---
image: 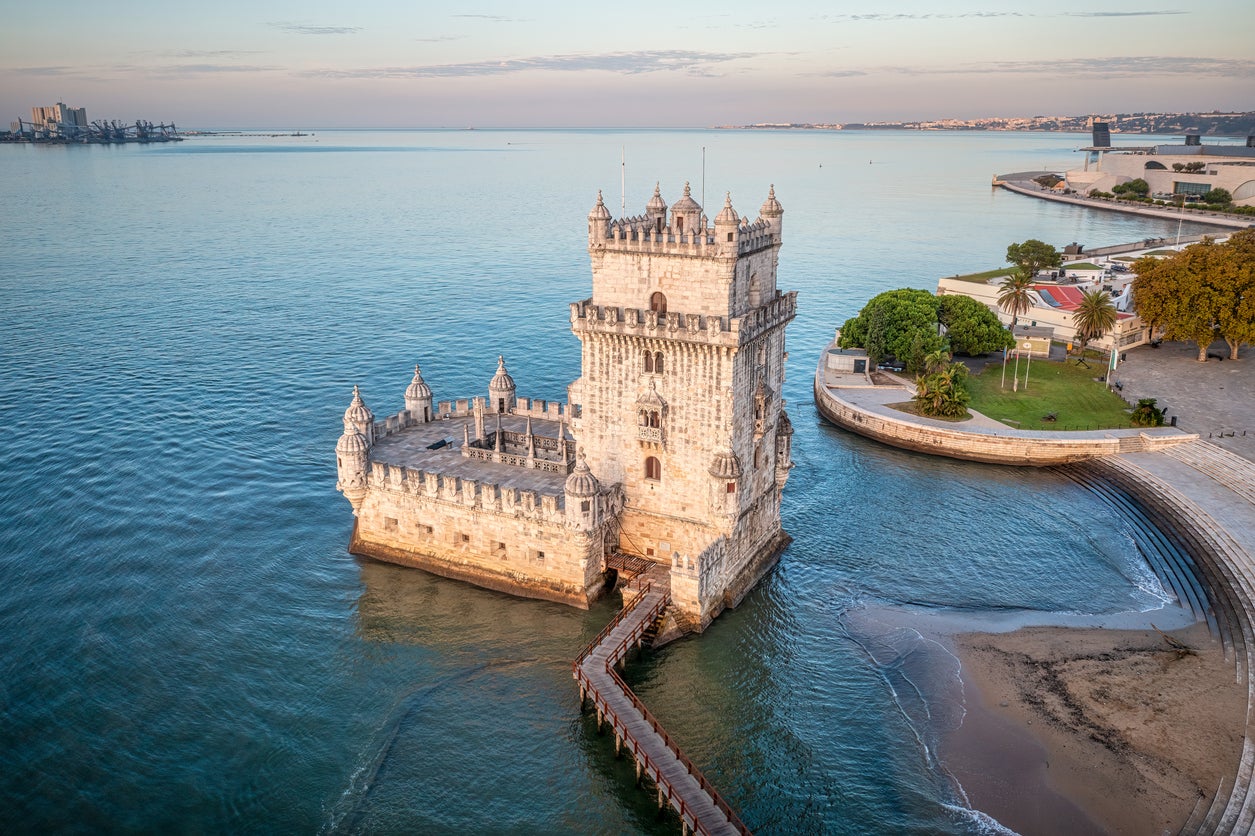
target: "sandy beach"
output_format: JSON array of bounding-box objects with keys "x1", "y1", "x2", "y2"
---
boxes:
[{"x1": 945, "y1": 622, "x2": 1245, "y2": 835}]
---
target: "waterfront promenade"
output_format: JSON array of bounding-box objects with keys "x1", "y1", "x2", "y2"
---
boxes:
[
  {"x1": 814, "y1": 339, "x2": 1255, "y2": 833},
  {"x1": 995, "y1": 172, "x2": 1253, "y2": 230}
]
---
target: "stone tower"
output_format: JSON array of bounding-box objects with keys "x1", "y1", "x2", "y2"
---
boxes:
[
  {"x1": 570, "y1": 183, "x2": 796, "y2": 631},
  {"x1": 404, "y1": 364, "x2": 433, "y2": 423},
  {"x1": 336, "y1": 385, "x2": 374, "y2": 513}
]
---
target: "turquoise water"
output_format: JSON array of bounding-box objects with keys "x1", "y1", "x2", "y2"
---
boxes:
[{"x1": 0, "y1": 130, "x2": 1216, "y2": 834}]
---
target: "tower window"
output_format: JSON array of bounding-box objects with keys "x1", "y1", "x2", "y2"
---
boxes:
[
  {"x1": 650, "y1": 292, "x2": 667, "y2": 314},
  {"x1": 656, "y1": 217, "x2": 664, "y2": 234},
  {"x1": 644, "y1": 349, "x2": 654, "y2": 373},
  {"x1": 676, "y1": 216, "x2": 684, "y2": 233},
  {"x1": 645, "y1": 456, "x2": 661, "y2": 481},
  {"x1": 726, "y1": 482, "x2": 736, "y2": 494},
  {"x1": 654, "y1": 352, "x2": 664, "y2": 374}
]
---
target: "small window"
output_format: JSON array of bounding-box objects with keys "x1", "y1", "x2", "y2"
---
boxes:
[
  {"x1": 726, "y1": 232, "x2": 733, "y2": 242},
  {"x1": 726, "y1": 482, "x2": 736, "y2": 494},
  {"x1": 650, "y1": 292, "x2": 667, "y2": 314},
  {"x1": 497, "y1": 398, "x2": 506, "y2": 413},
  {"x1": 384, "y1": 517, "x2": 398, "y2": 531},
  {"x1": 676, "y1": 216, "x2": 684, "y2": 233},
  {"x1": 535, "y1": 550, "x2": 545, "y2": 561},
  {"x1": 656, "y1": 217, "x2": 664, "y2": 234},
  {"x1": 645, "y1": 456, "x2": 661, "y2": 481},
  {"x1": 646, "y1": 547, "x2": 655, "y2": 557},
  {"x1": 654, "y1": 352, "x2": 664, "y2": 374},
  {"x1": 580, "y1": 500, "x2": 590, "y2": 512},
  {"x1": 644, "y1": 349, "x2": 654, "y2": 373},
  {"x1": 419, "y1": 524, "x2": 433, "y2": 535}
]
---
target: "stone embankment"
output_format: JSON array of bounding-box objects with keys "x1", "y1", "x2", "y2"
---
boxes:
[
  {"x1": 813, "y1": 352, "x2": 1195, "y2": 466},
  {"x1": 994, "y1": 174, "x2": 1252, "y2": 230},
  {"x1": 573, "y1": 569, "x2": 749, "y2": 836},
  {"x1": 1074, "y1": 443, "x2": 1255, "y2": 835}
]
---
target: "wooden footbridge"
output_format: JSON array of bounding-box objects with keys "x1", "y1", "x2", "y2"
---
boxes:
[{"x1": 573, "y1": 568, "x2": 750, "y2": 835}]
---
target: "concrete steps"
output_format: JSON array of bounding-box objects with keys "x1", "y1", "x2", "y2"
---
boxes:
[
  {"x1": 1082, "y1": 454, "x2": 1255, "y2": 835},
  {"x1": 1162, "y1": 441, "x2": 1255, "y2": 508}
]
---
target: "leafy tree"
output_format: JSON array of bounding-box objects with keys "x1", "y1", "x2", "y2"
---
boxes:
[
  {"x1": 1211, "y1": 229, "x2": 1255, "y2": 359},
  {"x1": 914, "y1": 355, "x2": 971, "y2": 418},
  {"x1": 1072, "y1": 288, "x2": 1118, "y2": 356},
  {"x1": 1131, "y1": 246, "x2": 1220, "y2": 361},
  {"x1": 1112, "y1": 178, "x2": 1150, "y2": 197},
  {"x1": 1006, "y1": 239, "x2": 1062, "y2": 282},
  {"x1": 996, "y1": 272, "x2": 1035, "y2": 330},
  {"x1": 839, "y1": 289, "x2": 942, "y2": 373},
  {"x1": 938, "y1": 294, "x2": 1015, "y2": 356},
  {"x1": 1202, "y1": 187, "x2": 1232, "y2": 205}
]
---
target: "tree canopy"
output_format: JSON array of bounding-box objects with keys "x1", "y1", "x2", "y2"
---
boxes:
[
  {"x1": 914, "y1": 351, "x2": 971, "y2": 418},
  {"x1": 1131, "y1": 230, "x2": 1255, "y2": 360},
  {"x1": 839, "y1": 289, "x2": 944, "y2": 372},
  {"x1": 840, "y1": 288, "x2": 1012, "y2": 373},
  {"x1": 938, "y1": 294, "x2": 1016, "y2": 356},
  {"x1": 1006, "y1": 239, "x2": 1062, "y2": 281}
]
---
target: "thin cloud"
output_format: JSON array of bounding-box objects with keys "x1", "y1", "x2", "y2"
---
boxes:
[
  {"x1": 305, "y1": 50, "x2": 758, "y2": 79},
  {"x1": 451, "y1": 14, "x2": 526, "y2": 22},
  {"x1": 268, "y1": 22, "x2": 361, "y2": 35},
  {"x1": 147, "y1": 63, "x2": 282, "y2": 76},
  {"x1": 975, "y1": 55, "x2": 1255, "y2": 78},
  {"x1": 10, "y1": 66, "x2": 78, "y2": 76},
  {"x1": 1063, "y1": 10, "x2": 1188, "y2": 17},
  {"x1": 415, "y1": 35, "x2": 466, "y2": 43},
  {"x1": 162, "y1": 49, "x2": 265, "y2": 58},
  {"x1": 818, "y1": 12, "x2": 1026, "y2": 21}
]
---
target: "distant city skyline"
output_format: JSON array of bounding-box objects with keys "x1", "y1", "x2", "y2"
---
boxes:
[{"x1": 3, "y1": 0, "x2": 1253, "y2": 128}]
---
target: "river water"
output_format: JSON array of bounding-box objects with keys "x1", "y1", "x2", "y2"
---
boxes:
[{"x1": 0, "y1": 129, "x2": 1220, "y2": 834}]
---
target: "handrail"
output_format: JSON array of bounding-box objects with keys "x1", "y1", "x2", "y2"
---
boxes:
[{"x1": 573, "y1": 584, "x2": 751, "y2": 835}]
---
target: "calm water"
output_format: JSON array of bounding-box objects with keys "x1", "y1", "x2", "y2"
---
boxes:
[{"x1": 0, "y1": 130, "x2": 1219, "y2": 834}]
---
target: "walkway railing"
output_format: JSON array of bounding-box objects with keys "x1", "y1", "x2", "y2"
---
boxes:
[{"x1": 573, "y1": 583, "x2": 750, "y2": 835}]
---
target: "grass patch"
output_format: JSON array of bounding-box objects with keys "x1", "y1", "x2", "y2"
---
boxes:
[
  {"x1": 966, "y1": 357, "x2": 1133, "y2": 430},
  {"x1": 1062, "y1": 262, "x2": 1102, "y2": 270},
  {"x1": 946, "y1": 267, "x2": 1014, "y2": 283},
  {"x1": 1145, "y1": 249, "x2": 1179, "y2": 256},
  {"x1": 1113, "y1": 256, "x2": 1139, "y2": 262}
]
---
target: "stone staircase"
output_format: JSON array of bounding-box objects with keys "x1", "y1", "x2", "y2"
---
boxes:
[{"x1": 1080, "y1": 451, "x2": 1255, "y2": 835}]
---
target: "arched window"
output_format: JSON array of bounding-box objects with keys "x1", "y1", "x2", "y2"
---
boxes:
[
  {"x1": 676, "y1": 215, "x2": 684, "y2": 233},
  {"x1": 654, "y1": 351, "x2": 664, "y2": 374},
  {"x1": 650, "y1": 292, "x2": 667, "y2": 314},
  {"x1": 648, "y1": 410, "x2": 660, "y2": 428},
  {"x1": 656, "y1": 217, "x2": 664, "y2": 234},
  {"x1": 644, "y1": 349, "x2": 654, "y2": 373},
  {"x1": 644, "y1": 456, "x2": 661, "y2": 481}
]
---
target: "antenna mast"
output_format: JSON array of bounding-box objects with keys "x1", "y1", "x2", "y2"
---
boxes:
[
  {"x1": 620, "y1": 146, "x2": 626, "y2": 217},
  {"x1": 701, "y1": 146, "x2": 706, "y2": 212}
]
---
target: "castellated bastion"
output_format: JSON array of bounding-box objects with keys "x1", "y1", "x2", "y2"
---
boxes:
[{"x1": 336, "y1": 182, "x2": 796, "y2": 633}]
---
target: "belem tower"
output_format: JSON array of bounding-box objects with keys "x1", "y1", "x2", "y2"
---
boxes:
[{"x1": 335, "y1": 181, "x2": 797, "y2": 633}]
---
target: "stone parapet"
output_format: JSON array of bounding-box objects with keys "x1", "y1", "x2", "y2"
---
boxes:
[
  {"x1": 593, "y1": 215, "x2": 777, "y2": 257},
  {"x1": 368, "y1": 459, "x2": 564, "y2": 520},
  {"x1": 570, "y1": 291, "x2": 796, "y2": 348}
]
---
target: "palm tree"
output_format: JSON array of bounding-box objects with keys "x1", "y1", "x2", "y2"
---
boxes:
[
  {"x1": 996, "y1": 273, "x2": 1035, "y2": 330},
  {"x1": 1072, "y1": 288, "x2": 1118, "y2": 357}
]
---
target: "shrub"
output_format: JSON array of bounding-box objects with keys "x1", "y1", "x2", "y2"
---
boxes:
[{"x1": 1130, "y1": 398, "x2": 1165, "y2": 427}]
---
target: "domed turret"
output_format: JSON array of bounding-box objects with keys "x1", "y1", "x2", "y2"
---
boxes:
[
  {"x1": 708, "y1": 450, "x2": 742, "y2": 479},
  {"x1": 645, "y1": 182, "x2": 667, "y2": 233},
  {"x1": 405, "y1": 364, "x2": 433, "y2": 422},
  {"x1": 488, "y1": 355, "x2": 516, "y2": 414},
  {"x1": 335, "y1": 423, "x2": 370, "y2": 514},
  {"x1": 759, "y1": 184, "x2": 783, "y2": 237},
  {"x1": 565, "y1": 454, "x2": 600, "y2": 498},
  {"x1": 588, "y1": 190, "x2": 611, "y2": 244},
  {"x1": 565, "y1": 452, "x2": 602, "y2": 530},
  {"x1": 714, "y1": 192, "x2": 739, "y2": 251},
  {"x1": 343, "y1": 385, "x2": 375, "y2": 444},
  {"x1": 669, "y1": 182, "x2": 702, "y2": 236}
]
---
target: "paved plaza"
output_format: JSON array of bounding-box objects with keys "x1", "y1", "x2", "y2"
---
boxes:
[{"x1": 1112, "y1": 340, "x2": 1255, "y2": 462}]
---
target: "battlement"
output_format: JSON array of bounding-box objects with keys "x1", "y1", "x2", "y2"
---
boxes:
[
  {"x1": 570, "y1": 290, "x2": 797, "y2": 347},
  {"x1": 593, "y1": 215, "x2": 777, "y2": 258},
  {"x1": 368, "y1": 460, "x2": 564, "y2": 522}
]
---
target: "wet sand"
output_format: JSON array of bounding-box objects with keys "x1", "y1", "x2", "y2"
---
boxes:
[{"x1": 945, "y1": 622, "x2": 1245, "y2": 835}]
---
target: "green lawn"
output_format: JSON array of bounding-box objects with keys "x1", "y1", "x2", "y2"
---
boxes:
[
  {"x1": 1062, "y1": 262, "x2": 1102, "y2": 270},
  {"x1": 966, "y1": 357, "x2": 1134, "y2": 430},
  {"x1": 946, "y1": 267, "x2": 1014, "y2": 283}
]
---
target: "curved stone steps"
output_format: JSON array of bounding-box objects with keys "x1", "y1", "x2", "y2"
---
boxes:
[
  {"x1": 1162, "y1": 441, "x2": 1255, "y2": 508},
  {"x1": 1085, "y1": 455, "x2": 1255, "y2": 835}
]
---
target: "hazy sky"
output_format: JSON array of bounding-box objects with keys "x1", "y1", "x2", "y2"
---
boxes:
[{"x1": 4, "y1": 1, "x2": 1253, "y2": 128}]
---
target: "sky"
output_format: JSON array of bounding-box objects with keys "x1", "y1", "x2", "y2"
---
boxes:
[{"x1": 3, "y1": 0, "x2": 1254, "y2": 128}]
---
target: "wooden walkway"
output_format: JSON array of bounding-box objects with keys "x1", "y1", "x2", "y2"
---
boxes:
[{"x1": 573, "y1": 573, "x2": 750, "y2": 835}]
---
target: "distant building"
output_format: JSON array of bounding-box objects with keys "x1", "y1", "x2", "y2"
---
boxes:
[
  {"x1": 30, "y1": 103, "x2": 87, "y2": 135},
  {"x1": 1066, "y1": 132, "x2": 1255, "y2": 206}
]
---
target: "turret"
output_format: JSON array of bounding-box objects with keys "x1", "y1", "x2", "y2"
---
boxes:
[
  {"x1": 758, "y1": 184, "x2": 783, "y2": 239},
  {"x1": 714, "y1": 192, "x2": 739, "y2": 254},
  {"x1": 404, "y1": 363, "x2": 433, "y2": 423},
  {"x1": 588, "y1": 190, "x2": 612, "y2": 246},
  {"x1": 645, "y1": 182, "x2": 667, "y2": 234},
  {"x1": 669, "y1": 182, "x2": 702, "y2": 237},
  {"x1": 488, "y1": 355, "x2": 516, "y2": 414},
  {"x1": 775, "y1": 409, "x2": 794, "y2": 492},
  {"x1": 343, "y1": 384, "x2": 375, "y2": 445},
  {"x1": 336, "y1": 386, "x2": 373, "y2": 513},
  {"x1": 564, "y1": 452, "x2": 601, "y2": 530},
  {"x1": 708, "y1": 450, "x2": 741, "y2": 518}
]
